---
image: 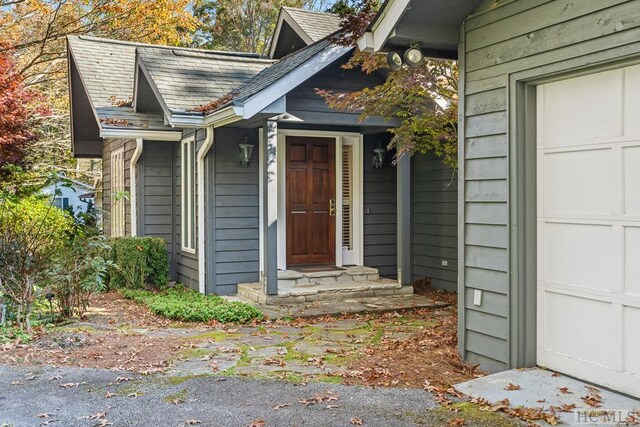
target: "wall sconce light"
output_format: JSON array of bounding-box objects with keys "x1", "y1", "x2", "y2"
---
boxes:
[
  {"x1": 238, "y1": 137, "x2": 254, "y2": 167},
  {"x1": 386, "y1": 43, "x2": 424, "y2": 70},
  {"x1": 372, "y1": 144, "x2": 386, "y2": 169}
]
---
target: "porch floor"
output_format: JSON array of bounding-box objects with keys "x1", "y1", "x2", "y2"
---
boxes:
[{"x1": 237, "y1": 266, "x2": 414, "y2": 305}]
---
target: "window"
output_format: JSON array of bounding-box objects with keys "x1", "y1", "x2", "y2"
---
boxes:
[
  {"x1": 111, "y1": 147, "x2": 125, "y2": 237},
  {"x1": 181, "y1": 137, "x2": 196, "y2": 253},
  {"x1": 53, "y1": 197, "x2": 70, "y2": 210}
]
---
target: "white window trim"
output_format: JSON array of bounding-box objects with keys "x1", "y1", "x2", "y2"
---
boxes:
[
  {"x1": 271, "y1": 129, "x2": 364, "y2": 270},
  {"x1": 181, "y1": 136, "x2": 197, "y2": 254},
  {"x1": 111, "y1": 147, "x2": 125, "y2": 237}
]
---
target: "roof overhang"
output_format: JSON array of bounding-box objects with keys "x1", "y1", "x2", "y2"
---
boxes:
[
  {"x1": 171, "y1": 44, "x2": 351, "y2": 128},
  {"x1": 358, "y1": 0, "x2": 483, "y2": 59},
  {"x1": 100, "y1": 127, "x2": 183, "y2": 141}
]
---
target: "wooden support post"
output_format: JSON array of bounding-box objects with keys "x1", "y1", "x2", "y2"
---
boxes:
[
  {"x1": 261, "y1": 120, "x2": 279, "y2": 295},
  {"x1": 397, "y1": 155, "x2": 412, "y2": 285}
]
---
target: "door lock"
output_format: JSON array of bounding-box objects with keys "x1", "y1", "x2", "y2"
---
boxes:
[{"x1": 329, "y1": 199, "x2": 336, "y2": 216}]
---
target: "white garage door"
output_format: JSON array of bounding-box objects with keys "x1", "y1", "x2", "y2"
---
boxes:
[{"x1": 537, "y1": 65, "x2": 640, "y2": 397}]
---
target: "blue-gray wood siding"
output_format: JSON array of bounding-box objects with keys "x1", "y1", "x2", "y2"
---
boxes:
[
  {"x1": 102, "y1": 138, "x2": 135, "y2": 237},
  {"x1": 212, "y1": 127, "x2": 260, "y2": 295},
  {"x1": 174, "y1": 129, "x2": 202, "y2": 290},
  {"x1": 460, "y1": 0, "x2": 640, "y2": 373},
  {"x1": 138, "y1": 141, "x2": 174, "y2": 278},
  {"x1": 412, "y1": 152, "x2": 458, "y2": 291},
  {"x1": 286, "y1": 59, "x2": 388, "y2": 127},
  {"x1": 363, "y1": 133, "x2": 397, "y2": 278}
]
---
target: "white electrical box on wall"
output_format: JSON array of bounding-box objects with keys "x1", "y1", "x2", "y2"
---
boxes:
[{"x1": 473, "y1": 289, "x2": 483, "y2": 306}]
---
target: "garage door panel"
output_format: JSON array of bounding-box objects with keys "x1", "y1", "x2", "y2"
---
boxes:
[
  {"x1": 542, "y1": 149, "x2": 613, "y2": 216},
  {"x1": 542, "y1": 291, "x2": 615, "y2": 368},
  {"x1": 623, "y1": 306, "x2": 640, "y2": 376},
  {"x1": 537, "y1": 66, "x2": 640, "y2": 397},
  {"x1": 542, "y1": 70, "x2": 622, "y2": 147},
  {"x1": 543, "y1": 222, "x2": 614, "y2": 291},
  {"x1": 623, "y1": 146, "x2": 640, "y2": 215},
  {"x1": 624, "y1": 226, "x2": 640, "y2": 296},
  {"x1": 624, "y1": 65, "x2": 640, "y2": 137}
]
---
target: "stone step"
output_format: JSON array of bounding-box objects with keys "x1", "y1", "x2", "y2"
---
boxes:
[
  {"x1": 277, "y1": 266, "x2": 380, "y2": 288},
  {"x1": 237, "y1": 280, "x2": 414, "y2": 305}
]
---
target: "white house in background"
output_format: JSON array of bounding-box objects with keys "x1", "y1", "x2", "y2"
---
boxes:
[{"x1": 42, "y1": 175, "x2": 95, "y2": 214}]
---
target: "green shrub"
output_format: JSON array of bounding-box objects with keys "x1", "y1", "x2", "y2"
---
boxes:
[
  {"x1": 0, "y1": 194, "x2": 74, "y2": 329},
  {"x1": 109, "y1": 237, "x2": 169, "y2": 289},
  {"x1": 121, "y1": 286, "x2": 263, "y2": 324},
  {"x1": 46, "y1": 236, "x2": 114, "y2": 318},
  {"x1": 0, "y1": 325, "x2": 32, "y2": 345}
]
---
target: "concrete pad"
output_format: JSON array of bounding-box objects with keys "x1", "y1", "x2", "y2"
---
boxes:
[{"x1": 455, "y1": 368, "x2": 640, "y2": 426}]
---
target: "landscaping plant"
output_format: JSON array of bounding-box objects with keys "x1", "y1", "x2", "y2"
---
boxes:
[
  {"x1": 46, "y1": 235, "x2": 114, "y2": 318},
  {"x1": 121, "y1": 286, "x2": 263, "y2": 323},
  {"x1": 109, "y1": 237, "x2": 169, "y2": 289},
  {"x1": 0, "y1": 190, "x2": 73, "y2": 330}
]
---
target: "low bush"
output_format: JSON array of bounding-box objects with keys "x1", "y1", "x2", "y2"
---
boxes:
[
  {"x1": 109, "y1": 237, "x2": 169, "y2": 289},
  {"x1": 46, "y1": 236, "x2": 114, "y2": 318},
  {"x1": 0, "y1": 325, "x2": 32, "y2": 345},
  {"x1": 121, "y1": 286, "x2": 263, "y2": 323}
]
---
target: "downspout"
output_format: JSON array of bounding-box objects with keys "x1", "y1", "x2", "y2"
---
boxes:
[
  {"x1": 130, "y1": 138, "x2": 143, "y2": 237},
  {"x1": 197, "y1": 127, "x2": 214, "y2": 294}
]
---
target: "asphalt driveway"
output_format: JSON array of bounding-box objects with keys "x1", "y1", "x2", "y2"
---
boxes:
[{"x1": 0, "y1": 365, "x2": 437, "y2": 427}]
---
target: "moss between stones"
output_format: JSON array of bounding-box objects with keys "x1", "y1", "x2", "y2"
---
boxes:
[
  {"x1": 313, "y1": 374, "x2": 344, "y2": 384},
  {"x1": 163, "y1": 388, "x2": 188, "y2": 404},
  {"x1": 406, "y1": 402, "x2": 521, "y2": 427},
  {"x1": 190, "y1": 330, "x2": 241, "y2": 341}
]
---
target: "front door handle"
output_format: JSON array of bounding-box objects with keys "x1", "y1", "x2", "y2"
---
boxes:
[{"x1": 329, "y1": 199, "x2": 336, "y2": 216}]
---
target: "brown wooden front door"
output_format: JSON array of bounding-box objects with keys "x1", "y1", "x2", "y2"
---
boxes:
[{"x1": 286, "y1": 136, "x2": 336, "y2": 266}]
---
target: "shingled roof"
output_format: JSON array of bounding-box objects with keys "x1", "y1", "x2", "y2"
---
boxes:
[
  {"x1": 68, "y1": 36, "x2": 167, "y2": 130},
  {"x1": 281, "y1": 7, "x2": 341, "y2": 43},
  {"x1": 221, "y1": 39, "x2": 341, "y2": 106},
  {"x1": 68, "y1": 7, "x2": 349, "y2": 132},
  {"x1": 136, "y1": 46, "x2": 275, "y2": 113}
]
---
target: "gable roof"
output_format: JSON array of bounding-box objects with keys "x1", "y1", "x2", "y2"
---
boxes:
[
  {"x1": 67, "y1": 36, "x2": 168, "y2": 130},
  {"x1": 67, "y1": 10, "x2": 352, "y2": 147},
  {"x1": 136, "y1": 46, "x2": 275, "y2": 113},
  {"x1": 269, "y1": 7, "x2": 341, "y2": 58},
  {"x1": 282, "y1": 7, "x2": 341, "y2": 43}
]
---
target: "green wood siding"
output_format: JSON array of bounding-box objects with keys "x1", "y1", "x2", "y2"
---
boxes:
[
  {"x1": 412, "y1": 152, "x2": 458, "y2": 291},
  {"x1": 460, "y1": 0, "x2": 640, "y2": 372}
]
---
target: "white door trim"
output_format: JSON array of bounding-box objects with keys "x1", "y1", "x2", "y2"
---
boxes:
[{"x1": 275, "y1": 129, "x2": 363, "y2": 270}]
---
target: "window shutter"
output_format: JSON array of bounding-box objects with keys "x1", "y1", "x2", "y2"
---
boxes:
[{"x1": 342, "y1": 144, "x2": 353, "y2": 250}]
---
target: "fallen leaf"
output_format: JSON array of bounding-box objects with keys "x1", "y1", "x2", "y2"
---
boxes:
[
  {"x1": 504, "y1": 383, "x2": 521, "y2": 391},
  {"x1": 350, "y1": 419, "x2": 363, "y2": 425},
  {"x1": 558, "y1": 387, "x2": 572, "y2": 394},
  {"x1": 449, "y1": 418, "x2": 465, "y2": 427},
  {"x1": 105, "y1": 392, "x2": 116, "y2": 399},
  {"x1": 185, "y1": 420, "x2": 202, "y2": 426},
  {"x1": 248, "y1": 420, "x2": 265, "y2": 427},
  {"x1": 551, "y1": 372, "x2": 561, "y2": 377},
  {"x1": 272, "y1": 403, "x2": 290, "y2": 410}
]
